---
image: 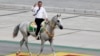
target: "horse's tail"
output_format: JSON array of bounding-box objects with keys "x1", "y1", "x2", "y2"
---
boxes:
[{"x1": 13, "y1": 24, "x2": 20, "y2": 38}]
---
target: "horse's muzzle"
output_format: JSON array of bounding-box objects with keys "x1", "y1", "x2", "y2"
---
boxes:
[{"x1": 59, "y1": 25, "x2": 63, "y2": 29}]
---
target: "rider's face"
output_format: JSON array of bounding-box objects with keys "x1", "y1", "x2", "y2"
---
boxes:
[{"x1": 38, "y1": 2, "x2": 42, "y2": 7}]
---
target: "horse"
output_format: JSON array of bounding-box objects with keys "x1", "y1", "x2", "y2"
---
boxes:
[{"x1": 13, "y1": 14, "x2": 63, "y2": 56}]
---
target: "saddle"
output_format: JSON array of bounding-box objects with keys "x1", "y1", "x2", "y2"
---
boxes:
[{"x1": 29, "y1": 21, "x2": 46, "y2": 32}]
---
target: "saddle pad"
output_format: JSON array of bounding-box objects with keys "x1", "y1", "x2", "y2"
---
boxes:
[{"x1": 29, "y1": 21, "x2": 46, "y2": 32}]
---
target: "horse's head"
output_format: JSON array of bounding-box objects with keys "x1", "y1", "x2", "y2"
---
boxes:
[{"x1": 51, "y1": 14, "x2": 63, "y2": 29}]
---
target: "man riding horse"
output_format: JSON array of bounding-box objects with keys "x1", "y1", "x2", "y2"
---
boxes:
[
  {"x1": 32, "y1": 1, "x2": 48, "y2": 40},
  {"x1": 13, "y1": 1, "x2": 63, "y2": 56}
]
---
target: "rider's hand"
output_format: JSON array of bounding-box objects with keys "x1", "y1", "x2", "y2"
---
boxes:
[
  {"x1": 34, "y1": 3, "x2": 37, "y2": 7},
  {"x1": 45, "y1": 18, "x2": 48, "y2": 21},
  {"x1": 45, "y1": 18, "x2": 49, "y2": 24}
]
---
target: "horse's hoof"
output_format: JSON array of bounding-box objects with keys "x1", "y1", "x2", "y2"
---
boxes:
[
  {"x1": 29, "y1": 52, "x2": 32, "y2": 56},
  {"x1": 54, "y1": 54, "x2": 56, "y2": 56},
  {"x1": 16, "y1": 51, "x2": 20, "y2": 56},
  {"x1": 53, "y1": 52, "x2": 56, "y2": 56},
  {"x1": 37, "y1": 55, "x2": 39, "y2": 56},
  {"x1": 16, "y1": 52, "x2": 19, "y2": 56}
]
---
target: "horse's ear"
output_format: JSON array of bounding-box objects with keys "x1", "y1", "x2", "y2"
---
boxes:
[
  {"x1": 57, "y1": 14, "x2": 59, "y2": 17},
  {"x1": 57, "y1": 14, "x2": 61, "y2": 17}
]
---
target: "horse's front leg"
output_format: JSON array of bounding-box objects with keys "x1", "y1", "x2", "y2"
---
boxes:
[
  {"x1": 37, "y1": 40, "x2": 45, "y2": 56},
  {"x1": 49, "y1": 39, "x2": 56, "y2": 56}
]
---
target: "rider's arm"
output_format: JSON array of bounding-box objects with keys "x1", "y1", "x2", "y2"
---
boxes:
[
  {"x1": 31, "y1": 3, "x2": 37, "y2": 12},
  {"x1": 34, "y1": 3, "x2": 37, "y2": 7}
]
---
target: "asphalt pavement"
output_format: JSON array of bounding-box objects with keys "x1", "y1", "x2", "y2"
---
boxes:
[{"x1": 0, "y1": 0, "x2": 100, "y2": 10}]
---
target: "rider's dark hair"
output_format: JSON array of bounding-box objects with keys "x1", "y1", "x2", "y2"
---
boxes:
[{"x1": 38, "y1": 1, "x2": 42, "y2": 3}]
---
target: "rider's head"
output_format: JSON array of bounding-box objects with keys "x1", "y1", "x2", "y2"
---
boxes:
[{"x1": 38, "y1": 1, "x2": 42, "y2": 7}]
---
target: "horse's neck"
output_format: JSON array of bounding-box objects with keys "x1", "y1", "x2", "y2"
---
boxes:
[{"x1": 46, "y1": 20, "x2": 55, "y2": 33}]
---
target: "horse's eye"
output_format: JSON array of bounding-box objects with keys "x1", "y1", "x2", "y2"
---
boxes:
[{"x1": 57, "y1": 20, "x2": 60, "y2": 22}]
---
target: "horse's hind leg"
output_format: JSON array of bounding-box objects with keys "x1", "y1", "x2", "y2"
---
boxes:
[
  {"x1": 24, "y1": 37, "x2": 32, "y2": 56},
  {"x1": 16, "y1": 38, "x2": 25, "y2": 55}
]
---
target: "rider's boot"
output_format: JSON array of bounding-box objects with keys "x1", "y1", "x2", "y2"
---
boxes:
[{"x1": 35, "y1": 31, "x2": 40, "y2": 40}]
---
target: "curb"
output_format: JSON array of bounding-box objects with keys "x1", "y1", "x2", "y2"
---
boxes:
[
  {"x1": 0, "y1": 40, "x2": 100, "y2": 52},
  {"x1": 0, "y1": 4, "x2": 100, "y2": 16}
]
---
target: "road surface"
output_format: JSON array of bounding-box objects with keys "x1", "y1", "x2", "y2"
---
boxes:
[{"x1": 0, "y1": 0, "x2": 100, "y2": 10}]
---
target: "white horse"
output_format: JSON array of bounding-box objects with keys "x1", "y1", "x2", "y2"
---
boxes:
[{"x1": 13, "y1": 14, "x2": 63, "y2": 56}]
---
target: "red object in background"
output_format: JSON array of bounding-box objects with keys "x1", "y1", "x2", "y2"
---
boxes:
[{"x1": 64, "y1": 54, "x2": 80, "y2": 56}]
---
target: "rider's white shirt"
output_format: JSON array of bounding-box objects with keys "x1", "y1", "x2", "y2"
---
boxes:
[{"x1": 32, "y1": 6, "x2": 48, "y2": 19}]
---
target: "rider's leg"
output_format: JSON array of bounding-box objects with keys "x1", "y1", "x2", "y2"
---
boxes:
[{"x1": 35, "y1": 18, "x2": 44, "y2": 37}]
